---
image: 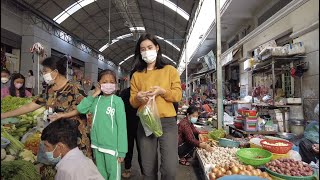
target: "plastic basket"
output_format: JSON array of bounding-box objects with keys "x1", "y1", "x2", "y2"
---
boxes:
[
  {"x1": 260, "y1": 139, "x2": 293, "y2": 154},
  {"x1": 218, "y1": 138, "x2": 240, "y2": 148},
  {"x1": 271, "y1": 153, "x2": 289, "y2": 160},
  {"x1": 244, "y1": 110, "x2": 257, "y2": 117},
  {"x1": 244, "y1": 120, "x2": 258, "y2": 132},
  {"x1": 265, "y1": 167, "x2": 317, "y2": 180},
  {"x1": 236, "y1": 148, "x2": 272, "y2": 166},
  {"x1": 250, "y1": 142, "x2": 262, "y2": 149}
]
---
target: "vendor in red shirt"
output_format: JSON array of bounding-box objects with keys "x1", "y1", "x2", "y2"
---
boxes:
[{"x1": 178, "y1": 106, "x2": 212, "y2": 166}]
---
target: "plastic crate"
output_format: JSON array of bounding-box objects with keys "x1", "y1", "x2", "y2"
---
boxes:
[{"x1": 244, "y1": 119, "x2": 258, "y2": 132}]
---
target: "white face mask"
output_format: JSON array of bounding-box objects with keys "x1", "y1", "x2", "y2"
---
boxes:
[
  {"x1": 141, "y1": 50, "x2": 157, "y2": 64},
  {"x1": 43, "y1": 71, "x2": 55, "y2": 85},
  {"x1": 1, "y1": 77, "x2": 9, "y2": 84}
]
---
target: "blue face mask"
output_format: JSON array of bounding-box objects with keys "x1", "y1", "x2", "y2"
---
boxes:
[
  {"x1": 45, "y1": 145, "x2": 61, "y2": 164},
  {"x1": 190, "y1": 117, "x2": 198, "y2": 124}
]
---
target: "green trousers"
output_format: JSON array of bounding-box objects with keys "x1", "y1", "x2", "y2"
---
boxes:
[{"x1": 94, "y1": 149, "x2": 121, "y2": 180}]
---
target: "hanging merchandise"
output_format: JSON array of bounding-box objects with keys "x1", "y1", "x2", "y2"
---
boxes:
[
  {"x1": 30, "y1": 42, "x2": 46, "y2": 95},
  {"x1": 290, "y1": 66, "x2": 305, "y2": 78},
  {"x1": 30, "y1": 42, "x2": 46, "y2": 63}
]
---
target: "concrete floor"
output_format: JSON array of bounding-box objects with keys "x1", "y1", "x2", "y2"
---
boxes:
[{"x1": 121, "y1": 142, "x2": 204, "y2": 180}]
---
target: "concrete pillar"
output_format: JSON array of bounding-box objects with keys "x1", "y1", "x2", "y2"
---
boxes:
[
  {"x1": 84, "y1": 61, "x2": 98, "y2": 85},
  {"x1": 20, "y1": 13, "x2": 51, "y2": 95}
]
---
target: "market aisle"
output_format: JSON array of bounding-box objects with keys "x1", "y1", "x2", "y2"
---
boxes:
[{"x1": 121, "y1": 142, "x2": 204, "y2": 180}]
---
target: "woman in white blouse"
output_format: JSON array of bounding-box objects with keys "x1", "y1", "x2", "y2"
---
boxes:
[{"x1": 25, "y1": 70, "x2": 35, "y2": 95}]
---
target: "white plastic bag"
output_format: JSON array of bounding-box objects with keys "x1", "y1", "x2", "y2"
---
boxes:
[
  {"x1": 137, "y1": 96, "x2": 163, "y2": 137},
  {"x1": 288, "y1": 150, "x2": 302, "y2": 161}
]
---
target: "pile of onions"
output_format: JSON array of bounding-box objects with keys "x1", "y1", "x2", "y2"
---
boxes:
[
  {"x1": 265, "y1": 158, "x2": 314, "y2": 176},
  {"x1": 208, "y1": 162, "x2": 272, "y2": 180}
]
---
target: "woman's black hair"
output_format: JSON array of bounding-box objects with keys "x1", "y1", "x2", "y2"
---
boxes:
[
  {"x1": 9, "y1": 73, "x2": 26, "y2": 97},
  {"x1": 41, "y1": 56, "x2": 67, "y2": 76},
  {"x1": 186, "y1": 106, "x2": 199, "y2": 116},
  {"x1": 28, "y1": 70, "x2": 33, "y2": 76},
  {"x1": 41, "y1": 119, "x2": 78, "y2": 149},
  {"x1": 134, "y1": 33, "x2": 168, "y2": 72},
  {"x1": 98, "y1": 69, "x2": 117, "y2": 82},
  {"x1": 1, "y1": 68, "x2": 10, "y2": 75}
]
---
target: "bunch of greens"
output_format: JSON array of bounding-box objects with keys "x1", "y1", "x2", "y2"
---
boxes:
[
  {"x1": 138, "y1": 106, "x2": 163, "y2": 137},
  {"x1": 208, "y1": 128, "x2": 226, "y2": 140},
  {"x1": 1, "y1": 160, "x2": 41, "y2": 180},
  {"x1": 1, "y1": 96, "x2": 33, "y2": 113}
]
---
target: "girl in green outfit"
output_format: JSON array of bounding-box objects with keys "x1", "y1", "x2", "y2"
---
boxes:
[{"x1": 51, "y1": 69, "x2": 128, "y2": 180}]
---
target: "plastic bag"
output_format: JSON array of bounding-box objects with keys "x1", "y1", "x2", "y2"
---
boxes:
[
  {"x1": 288, "y1": 150, "x2": 302, "y2": 161},
  {"x1": 137, "y1": 96, "x2": 163, "y2": 137},
  {"x1": 21, "y1": 127, "x2": 42, "y2": 155},
  {"x1": 304, "y1": 121, "x2": 319, "y2": 144}
]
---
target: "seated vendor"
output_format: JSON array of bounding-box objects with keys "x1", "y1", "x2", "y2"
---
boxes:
[
  {"x1": 178, "y1": 106, "x2": 212, "y2": 166},
  {"x1": 299, "y1": 104, "x2": 319, "y2": 164},
  {"x1": 299, "y1": 120, "x2": 319, "y2": 164}
]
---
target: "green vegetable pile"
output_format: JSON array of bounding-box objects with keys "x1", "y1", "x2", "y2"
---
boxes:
[
  {"x1": 1, "y1": 160, "x2": 41, "y2": 180},
  {"x1": 1, "y1": 126, "x2": 25, "y2": 156},
  {"x1": 138, "y1": 106, "x2": 163, "y2": 137},
  {"x1": 208, "y1": 128, "x2": 226, "y2": 140},
  {"x1": 1, "y1": 96, "x2": 33, "y2": 113},
  {"x1": 1, "y1": 96, "x2": 45, "y2": 140}
]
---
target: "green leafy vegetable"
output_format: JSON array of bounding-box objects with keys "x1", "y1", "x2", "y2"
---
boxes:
[
  {"x1": 208, "y1": 128, "x2": 226, "y2": 140},
  {"x1": 138, "y1": 106, "x2": 163, "y2": 137},
  {"x1": 1, "y1": 126, "x2": 24, "y2": 155},
  {"x1": 1, "y1": 160, "x2": 41, "y2": 180}
]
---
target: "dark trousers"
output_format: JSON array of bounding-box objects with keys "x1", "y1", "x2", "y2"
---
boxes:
[
  {"x1": 124, "y1": 119, "x2": 141, "y2": 170},
  {"x1": 299, "y1": 138, "x2": 319, "y2": 164},
  {"x1": 137, "y1": 117, "x2": 178, "y2": 180},
  {"x1": 178, "y1": 142, "x2": 196, "y2": 159}
]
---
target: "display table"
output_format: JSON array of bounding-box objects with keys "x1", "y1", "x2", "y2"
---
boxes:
[
  {"x1": 196, "y1": 149, "x2": 210, "y2": 180},
  {"x1": 228, "y1": 125, "x2": 277, "y2": 137}
]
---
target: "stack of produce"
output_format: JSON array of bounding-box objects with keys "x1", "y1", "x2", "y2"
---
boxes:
[
  {"x1": 265, "y1": 159, "x2": 314, "y2": 177},
  {"x1": 197, "y1": 147, "x2": 240, "y2": 168},
  {"x1": 208, "y1": 163, "x2": 272, "y2": 180},
  {"x1": 1, "y1": 96, "x2": 45, "y2": 140},
  {"x1": 1, "y1": 126, "x2": 24, "y2": 157}
]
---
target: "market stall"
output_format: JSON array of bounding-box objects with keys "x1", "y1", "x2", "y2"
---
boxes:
[
  {"x1": 1, "y1": 96, "x2": 55, "y2": 180},
  {"x1": 196, "y1": 127, "x2": 319, "y2": 180}
]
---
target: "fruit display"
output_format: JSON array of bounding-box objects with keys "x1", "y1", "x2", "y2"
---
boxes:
[
  {"x1": 197, "y1": 147, "x2": 240, "y2": 168},
  {"x1": 208, "y1": 163, "x2": 273, "y2": 180},
  {"x1": 265, "y1": 159, "x2": 314, "y2": 177}
]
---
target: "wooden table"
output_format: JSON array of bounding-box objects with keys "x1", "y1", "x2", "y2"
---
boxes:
[{"x1": 228, "y1": 125, "x2": 277, "y2": 137}]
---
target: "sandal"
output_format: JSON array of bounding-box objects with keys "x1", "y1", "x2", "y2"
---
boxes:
[
  {"x1": 179, "y1": 158, "x2": 191, "y2": 166},
  {"x1": 122, "y1": 169, "x2": 132, "y2": 178}
]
